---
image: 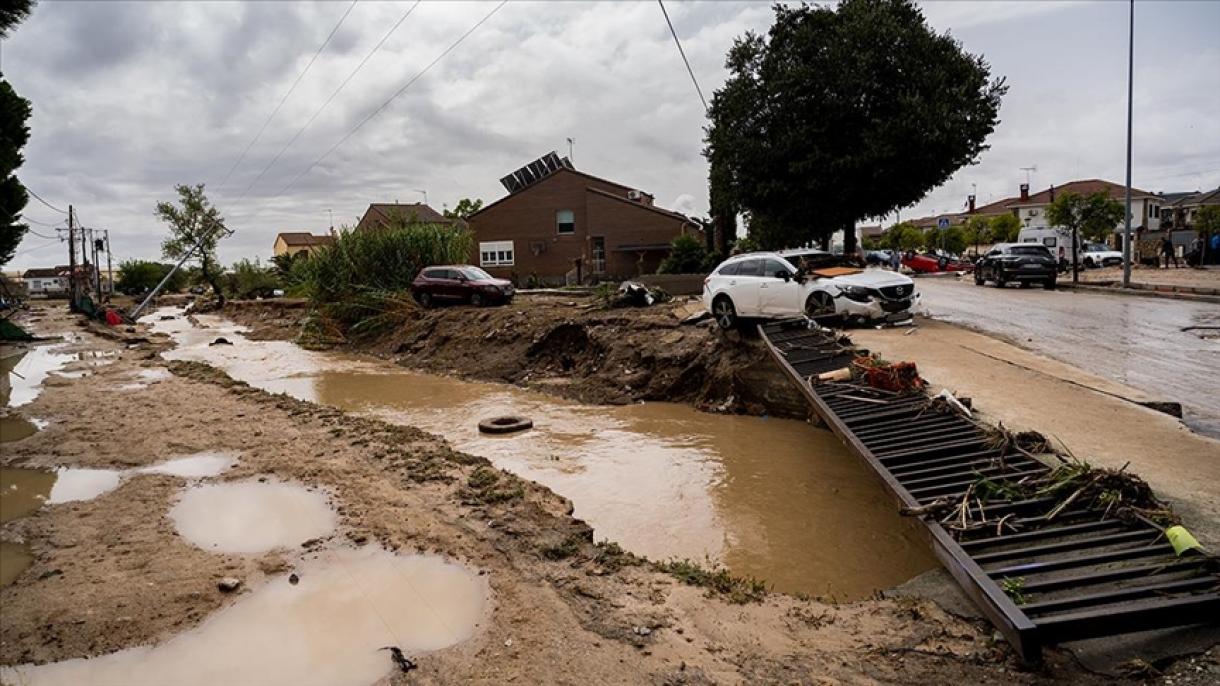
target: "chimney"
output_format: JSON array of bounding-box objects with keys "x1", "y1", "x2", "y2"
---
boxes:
[
  {"x1": 330, "y1": 227, "x2": 338, "y2": 238},
  {"x1": 1049, "y1": 184, "x2": 1056, "y2": 202},
  {"x1": 1019, "y1": 183, "x2": 1030, "y2": 201},
  {"x1": 968, "y1": 194, "x2": 976, "y2": 213}
]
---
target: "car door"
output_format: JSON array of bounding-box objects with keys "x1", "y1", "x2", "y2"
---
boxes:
[
  {"x1": 432, "y1": 268, "x2": 460, "y2": 300},
  {"x1": 758, "y1": 258, "x2": 802, "y2": 315},
  {"x1": 726, "y1": 258, "x2": 764, "y2": 315}
]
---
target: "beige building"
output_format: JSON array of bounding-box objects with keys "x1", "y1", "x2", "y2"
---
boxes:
[{"x1": 272, "y1": 232, "x2": 335, "y2": 258}]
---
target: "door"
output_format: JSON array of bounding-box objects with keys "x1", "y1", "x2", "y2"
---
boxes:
[
  {"x1": 591, "y1": 237, "x2": 606, "y2": 275},
  {"x1": 726, "y1": 258, "x2": 764, "y2": 315},
  {"x1": 758, "y1": 258, "x2": 802, "y2": 315}
]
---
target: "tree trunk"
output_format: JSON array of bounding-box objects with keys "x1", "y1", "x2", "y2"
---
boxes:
[
  {"x1": 201, "y1": 255, "x2": 225, "y2": 307},
  {"x1": 818, "y1": 234, "x2": 831, "y2": 251},
  {"x1": 842, "y1": 220, "x2": 858, "y2": 262}
]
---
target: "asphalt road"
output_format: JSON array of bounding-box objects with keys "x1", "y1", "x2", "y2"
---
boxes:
[{"x1": 914, "y1": 277, "x2": 1220, "y2": 437}]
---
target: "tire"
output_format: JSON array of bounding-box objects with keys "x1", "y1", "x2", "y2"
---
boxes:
[
  {"x1": 418, "y1": 292, "x2": 433, "y2": 308},
  {"x1": 1084, "y1": 258, "x2": 1095, "y2": 269},
  {"x1": 478, "y1": 415, "x2": 533, "y2": 434},
  {"x1": 994, "y1": 270, "x2": 1007, "y2": 288},
  {"x1": 974, "y1": 270, "x2": 985, "y2": 286},
  {"x1": 712, "y1": 295, "x2": 737, "y2": 330},
  {"x1": 805, "y1": 291, "x2": 837, "y2": 319},
  {"x1": 1044, "y1": 278, "x2": 1056, "y2": 290},
  {"x1": 471, "y1": 292, "x2": 485, "y2": 307},
  {"x1": 1019, "y1": 281, "x2": 1031, "y2": 289}
]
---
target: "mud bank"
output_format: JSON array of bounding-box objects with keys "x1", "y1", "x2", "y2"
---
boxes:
[
  {"x1": 2, "y1": 304, "x2": 1204, "y2": 684},
  {"x1": 223, "y1": 296, "x2": 812, "y2": 419}
]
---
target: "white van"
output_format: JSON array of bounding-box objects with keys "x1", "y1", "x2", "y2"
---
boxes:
[{"x1": 1017, "y1": 227, "x2": 1080, "y2": 267}]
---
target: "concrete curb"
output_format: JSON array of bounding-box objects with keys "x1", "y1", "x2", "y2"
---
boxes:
[{"x1": 1056, "y1": 282, "x2": 1220, "y2": 304}]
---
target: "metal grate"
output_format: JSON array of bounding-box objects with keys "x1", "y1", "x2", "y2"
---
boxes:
[{"x1": 759, "y1": 318, "x2": 1219, "y2": 661}]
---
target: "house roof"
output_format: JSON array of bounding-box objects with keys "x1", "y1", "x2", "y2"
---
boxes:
[
  {"x1": 468, "y1": 167, "x2": 638, "y2": 220},
  {"x1": 1166, "y1": 187, "x2": 1220, "y2": 208},
  {"x1": 276, "y1": 232, "x2": 335, "y2": 247},
  {"x1": 1010, "y1": 179, "x2": 1156, "y2": 207},
  {"x1": 23, "y1": 266, "x2": 69, "y2": 278},
  {"x1": 360, "y1": 202, "x2": 453, "y2": 227},
  {"x1": 583, "y1": 186, "x2": 694, "y2": 224}
]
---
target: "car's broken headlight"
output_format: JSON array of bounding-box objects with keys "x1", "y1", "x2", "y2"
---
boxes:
[{"x1": 838, "y1": 285, "x2": 873, "y2": 303}]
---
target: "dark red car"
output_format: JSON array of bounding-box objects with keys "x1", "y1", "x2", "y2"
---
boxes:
[
  {"x1": 411, "y1": 265, "x2": 514, "y2": 307},
  {"x1": 901, "y1": 252, "x2": 975, "y2": 274}
]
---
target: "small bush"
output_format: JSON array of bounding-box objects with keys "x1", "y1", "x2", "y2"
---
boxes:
[
  {"x1": 467, "y1": 466, "x2": 500, "y2": 489},
  {"x1": 540, "y1": 533, "x2": 586, "y2": 560},
  {"x1": 655, "y1": 558, "x2": 767, "y2": 604},
  {"x1": 658, "y1": 233, "x2": 708, "y2": 274}
]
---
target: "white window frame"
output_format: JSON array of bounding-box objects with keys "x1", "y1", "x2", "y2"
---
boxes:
[{"x1": 479, "y1": 240, "x2": 515, "y2": 267}]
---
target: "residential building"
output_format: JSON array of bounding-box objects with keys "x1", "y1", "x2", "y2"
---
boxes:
[
  {"x1": 468, "y1": 152, "x2": 703, "y2": 284},
  {"x1": 22, "y1": 266, "x2": 70, "y2": 297},
  {"x1": 354, "y1": 203, "x2": 460, "y2": 232},
  {"x1": 273, "y1": 232, "x2": 336, "y2": 258},
  {"x1": 1161, "y1": 187, "x2": 1220, "y2": 231},
  {"x1": 1006, "y1": 179, "x2": 1162, "y2": 236}
]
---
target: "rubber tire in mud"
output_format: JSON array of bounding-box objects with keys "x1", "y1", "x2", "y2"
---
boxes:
[
  {"x1": 471, "y1": 293, "x2": 485, "y2": 307},
  {"x1": 1044, "y1": 279, "x2": 1057, "y2": 290},
  {"x1": 713, "y1": 296, "x2": 737, "y2": 331},
  {"x1": 418, "y1": 292, "x2": 433, "y2": 308},
  {"x1": 994, "y1": 271, "x2": 1007, "y2": 288},
  {"x1": 478, "y1": 415, "x2": 533, "y2": 434},
  {"x1": 974, "y1": 271, "x2": 985, "y2": 286},
  {"x1": 805, "y1": 291, "x2": 836, "y2": 319}
]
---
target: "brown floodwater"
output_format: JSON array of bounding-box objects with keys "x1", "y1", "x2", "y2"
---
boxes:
[
  {"x1": 0, "y1": 540, "x2": 33, "y2": 587},
  {"x1": 1, "y1": 546, "x2": 488, "y2": 686},
  {"x1": 151, "y1": 309, "x2": 936, "y2": 599}
]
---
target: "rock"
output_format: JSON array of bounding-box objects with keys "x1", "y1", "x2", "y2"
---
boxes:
[
  {"x1": 217, "y1": 577, "x2": 242, "y2": 592},
  {"x1": 633, "y1": 626, "x2": 652, "y2": 636},
  {"x1": 289, "y1": 573, "x2": 300, "y2": 585}
]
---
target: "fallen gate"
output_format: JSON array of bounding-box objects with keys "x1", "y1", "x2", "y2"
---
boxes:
[{"x1": 758, "y1": 318, "x2": 1219, "y2": 662}]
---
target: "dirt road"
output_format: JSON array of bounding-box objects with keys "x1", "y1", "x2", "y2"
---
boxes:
[
  {"x1": 914, "y1": 278, "x2": 1220, "y2": 437},
  {"x1": 1, "y1": 304, "x2": 1125, "y2": 684}
]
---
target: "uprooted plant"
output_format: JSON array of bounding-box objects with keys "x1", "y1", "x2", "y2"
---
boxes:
[{"x1": 850, "y1": 355, "x2": 926, "y2": 394}]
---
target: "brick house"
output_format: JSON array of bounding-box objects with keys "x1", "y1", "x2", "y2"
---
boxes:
[
  {"x1": 468, "y1": 156, "x2": 702, "y2": 284},
  {"x1": 355, "y1": 202, "x2": 461, "y2": 231}
]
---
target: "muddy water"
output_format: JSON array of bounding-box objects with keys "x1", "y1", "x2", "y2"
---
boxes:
[
  {"x1": 0, "y1": 540, "x2": 33, "y2": 586},
  {"x1": 152, "y1": 310, "x2": 936, "y2": 599},
  {"x1": 170, "y1": 481, "x2": 337, "y2": 554},
  {"x1": 2, "y1": 345, "x2": 75, "y2": 408},
  {"x1": 1, "y1": 547, "x2": 488, "y2": 686}
]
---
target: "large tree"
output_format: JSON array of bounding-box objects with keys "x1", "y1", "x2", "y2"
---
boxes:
[
  {"x1": 155, "y1": 184, "x2": 229, "y2": 306},
  {"x1": 706, "y1": 0, "x2": 1006, "y2": 253},
  {"x1": 0, "y1": 1, "x2": 35, "y2": 266},
  {"x1": 443, "y1": 197, "x2": 483, "y2": 220}
]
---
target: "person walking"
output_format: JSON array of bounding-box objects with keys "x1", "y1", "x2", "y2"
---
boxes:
[
  {"x1": 1161, "y1": 235, "x2": 1178, "y2": 269},
  {"x1": 889, "y1": 249, "x2": 901, "y2": 271}
]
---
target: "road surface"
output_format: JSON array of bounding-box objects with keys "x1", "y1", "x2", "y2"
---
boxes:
[{"x1": 914, "y1": 277, "x2": 1220, "y2": 437}]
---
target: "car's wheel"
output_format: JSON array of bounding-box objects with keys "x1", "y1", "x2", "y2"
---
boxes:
[
  {"x1": 471, "y1": 292, "x2": 485, "y2": 307},
  {"x1": 1019, "y1": 281, "x2": 1031, "y2": 289},
  {"x1": 805, "y1": 291, "x2": 836, "y2": 319},
  {"x1": 1084, "y1": 258, "x2": 1095, "y2": 269},
  {"x1": 712, "y1": 295, "x2": 737, "y2": 330},
  {"x1": 974, "y1": 270, "x2": 985, "y2": 286},
  {"x1": 417, "y1": 292, "x2": 433, "y2": 308},
  {"x1": 1044, "y1": 278, "x2": 1057, "y2": 290},
  {"x1": 994, "y1": 270, "x2": 1007, "y2": 288}
]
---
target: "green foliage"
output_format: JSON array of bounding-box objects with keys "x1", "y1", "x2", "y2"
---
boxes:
[
  {"x1": 0, "y1": 1, "x2": 33, "y2": 38},
  {"x1": 0, "y1": 78, "x2": 32, "y2": 266},
  {"x1": 657, "y1": 233, "x2": 708, "y2": 274},
  {"x1": 1048, "y1": 191, "x2": 1125, "y2": 243},
  {"x1": 884, "y1": 222, "x2": 924, "y2": 252},
  {"x1": 989, "y1": 213, "x2": 1021, "y2": 243},
  {"x1": 1000, "y1": 576, "x2": 1028, "y2": 605},
  {"x1": 155, "y1": 183, "x2": 228, "y2": 305},
  {"x1": 940, "y1": 226, "x2": 968, "y2": 255},
  {"x1": 961, "y1": 215, "x2": 991, "y2": 253},
  {"x1": 1193, "y1": 205, "x2": 1220, "y2": 234},
  {"x1": 654, "y1": 558, "x2": 768, "y2": 604},
  {"x1": 225, "y1": 258, "x2": 280, "y2": 299},
  {"x1": 539, "y1": 533, "x2": 586, "y2": 561},
  {"x1": 705, "y1": 0, "x2": 1006, "y2": 250},
  {"x1": 116, "y1": 260, "x2": 187, "y2": 295},
  {"x1": 732, "y1": 234, "x2": 761, "y2": 254},
  {"x1": 443, "y1": 197, "x2": 483, "y2": 220}
]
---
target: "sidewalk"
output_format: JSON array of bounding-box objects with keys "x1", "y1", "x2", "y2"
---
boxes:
[{"x1": 1077, "y1": 264, "x2": 1220, "y2": 294}]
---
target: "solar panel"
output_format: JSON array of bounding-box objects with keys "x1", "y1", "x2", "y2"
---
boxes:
[{"x1": 499, "y1": 151, "x2": 575, "y2": 193}]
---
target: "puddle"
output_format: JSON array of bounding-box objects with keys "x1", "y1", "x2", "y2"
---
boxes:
[
  {"x1": 2, "y1": 345, "x2": 75, "y2": 408},
  {"x1": 1, "y1": 466, "x2": 122, "y2": 521},
  {"x1": 170, "y1": 481, "x2": 337, "y2": 554},
  {"x1": 1, "y1": 540, "x2": 33, "y2": 587},
  {"x1": 0, "y1": 546, "x2": 488, "y2": 686},
  {"x1": 1, "y1": 413, "x2": 46, "y2": 443},
  {"x1": 155, "y1": 310, "x2": 936, "y2": 599},
  {"x1": 47, "y1": 468, "x2": 123, "y2": 503},
  {"x1": 137, "y1": 452, "x2": 237, "y2": 479}
]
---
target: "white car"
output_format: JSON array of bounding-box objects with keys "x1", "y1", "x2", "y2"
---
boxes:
[
  {"x1": 1081, "y1": 243, "x2": 1123, "y2": 268},
  {"x1": 702, "y1": 250, "x2": 919, "y2": 330}
]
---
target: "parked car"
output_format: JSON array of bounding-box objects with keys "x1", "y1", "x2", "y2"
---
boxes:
[
  {"x1": 864, "y1": 249, "x2": 893, "y2": 266},
  {"x1": 974, "y1": 243, "x2": 1057, "y2": 289},
  {"x1": 1081, "y1": 243, "x2": 1123, "y2": 268},
  {"x1": 902, "y1": 251, "x2": 975, "y2": 274},
  {"x1": 411, "y1": 265, "x2": 514, "y2": 307},
  {"x1": 703, "y1": 250, "x2": 918, "y2": 329}
]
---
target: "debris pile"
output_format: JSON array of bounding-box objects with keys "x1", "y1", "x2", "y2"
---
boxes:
[{"x1": 850, "y1": 355, "x2": 925, "y2": 394}]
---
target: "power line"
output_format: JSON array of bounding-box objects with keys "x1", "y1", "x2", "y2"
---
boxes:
[
  {"x1": 22, "y1": 215, "x2": 66, "y2": 228},
  {"x1": 25, "y1": 186, "x2": 68, "y2": 214},
  {"x1": 234, "y1": 0, "x2": 422, "y2": 202},
  {"x1": 275, "y1": 0, "x2": 508, "y2": 199},
  {"x1": 215, "y1": 0, "x2": 359, "y2": 191},
  {"x1": 25, "y1": 227, "x2": 64, "y2": 240},
  {"x1": 658, "y1": 0, "x2": 708, "y2": 112}
]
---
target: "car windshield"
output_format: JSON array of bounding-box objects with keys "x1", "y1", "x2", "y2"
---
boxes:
[
  {"x1": 1007, "y1": 246, "x2": 1052, "y2": 256},
  {"x1": 783, "y1": 252, "x2": 840, "y2": 271},
  {"x1": 459, "y1": 267, "x2": 494, "y2": 280},
  {"x1": 1084, "y1": 244, "x2": 1107, "y2": 252}
]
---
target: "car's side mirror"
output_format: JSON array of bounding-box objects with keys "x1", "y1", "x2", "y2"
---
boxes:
[{"x1": 777, "y1": 270, "x2": 791, "y2": 282}]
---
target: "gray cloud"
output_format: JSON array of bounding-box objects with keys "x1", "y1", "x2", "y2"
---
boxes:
[{"x1": 4, "y1": 0, "x2": 1217, "y2": 271}]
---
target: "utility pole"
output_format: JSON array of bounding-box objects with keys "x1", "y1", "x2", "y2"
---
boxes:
[
  {"x1": 104, "y1": 230, "x2": 113, "y2": 301},
  {"x1": 1121, "y1": 0, "x2": 1135, "y2": 287},
  {"x1": 92, "y1": 230, "x2": 103, "y2": 303},
  {"x1": 67, "y1": 205, "x2": 77, "y2": 310}
]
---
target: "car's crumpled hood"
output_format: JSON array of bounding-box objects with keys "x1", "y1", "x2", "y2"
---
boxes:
[{"x1": 821, "y1": 268, "x2": 913, "y2": 289}]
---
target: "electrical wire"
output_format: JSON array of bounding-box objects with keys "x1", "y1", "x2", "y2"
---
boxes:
[
  {"x1": 215, "y1": 0, "x2": 360, "y2": 191},
  {"x1": 234, "y1": 0, "x2": 422, "y2": 202},
  {"x1": 25, "y1": 186, "x2": 68, "y2": 214},
  {"x1": 275, "y1": 0, "x2": 508, "y2": 199},
  {"x1": 658, "y1": 0, "x2": 708, "y2": 112},
  {"x1": 22, "y1": 215, "x2": 65, "y2": 228}
]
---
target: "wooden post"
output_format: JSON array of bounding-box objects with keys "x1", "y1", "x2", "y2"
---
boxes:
[{"x1": 67, "y1": 205, "x2": 77, "y2": 309}]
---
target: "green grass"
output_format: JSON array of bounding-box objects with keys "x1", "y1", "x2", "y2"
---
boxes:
[{"x1": 655, "y1": 558, "x2": 767, "y2": 604}]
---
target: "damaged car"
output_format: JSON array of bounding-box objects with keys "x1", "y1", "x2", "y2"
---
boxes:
[
  {"x1": 411, "y1": 265, "x2": 515, "y2": 307},
  {"x1": 703, "y1": 250, "x2": 918, "y2": 330}
]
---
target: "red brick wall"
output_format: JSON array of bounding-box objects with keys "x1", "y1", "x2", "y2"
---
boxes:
[{"x1": 468, "y1": 169, "x2": 701, "y2": 284}]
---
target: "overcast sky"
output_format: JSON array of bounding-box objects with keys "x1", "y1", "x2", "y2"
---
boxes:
[{"x1": 4, "y1": 0, "x2": 1218, "y2": 270}]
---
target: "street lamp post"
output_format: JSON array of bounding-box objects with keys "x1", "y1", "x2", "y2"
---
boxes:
[{"x1": 1122, "y1": 0, "x2": 1135, "y2": 287}]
